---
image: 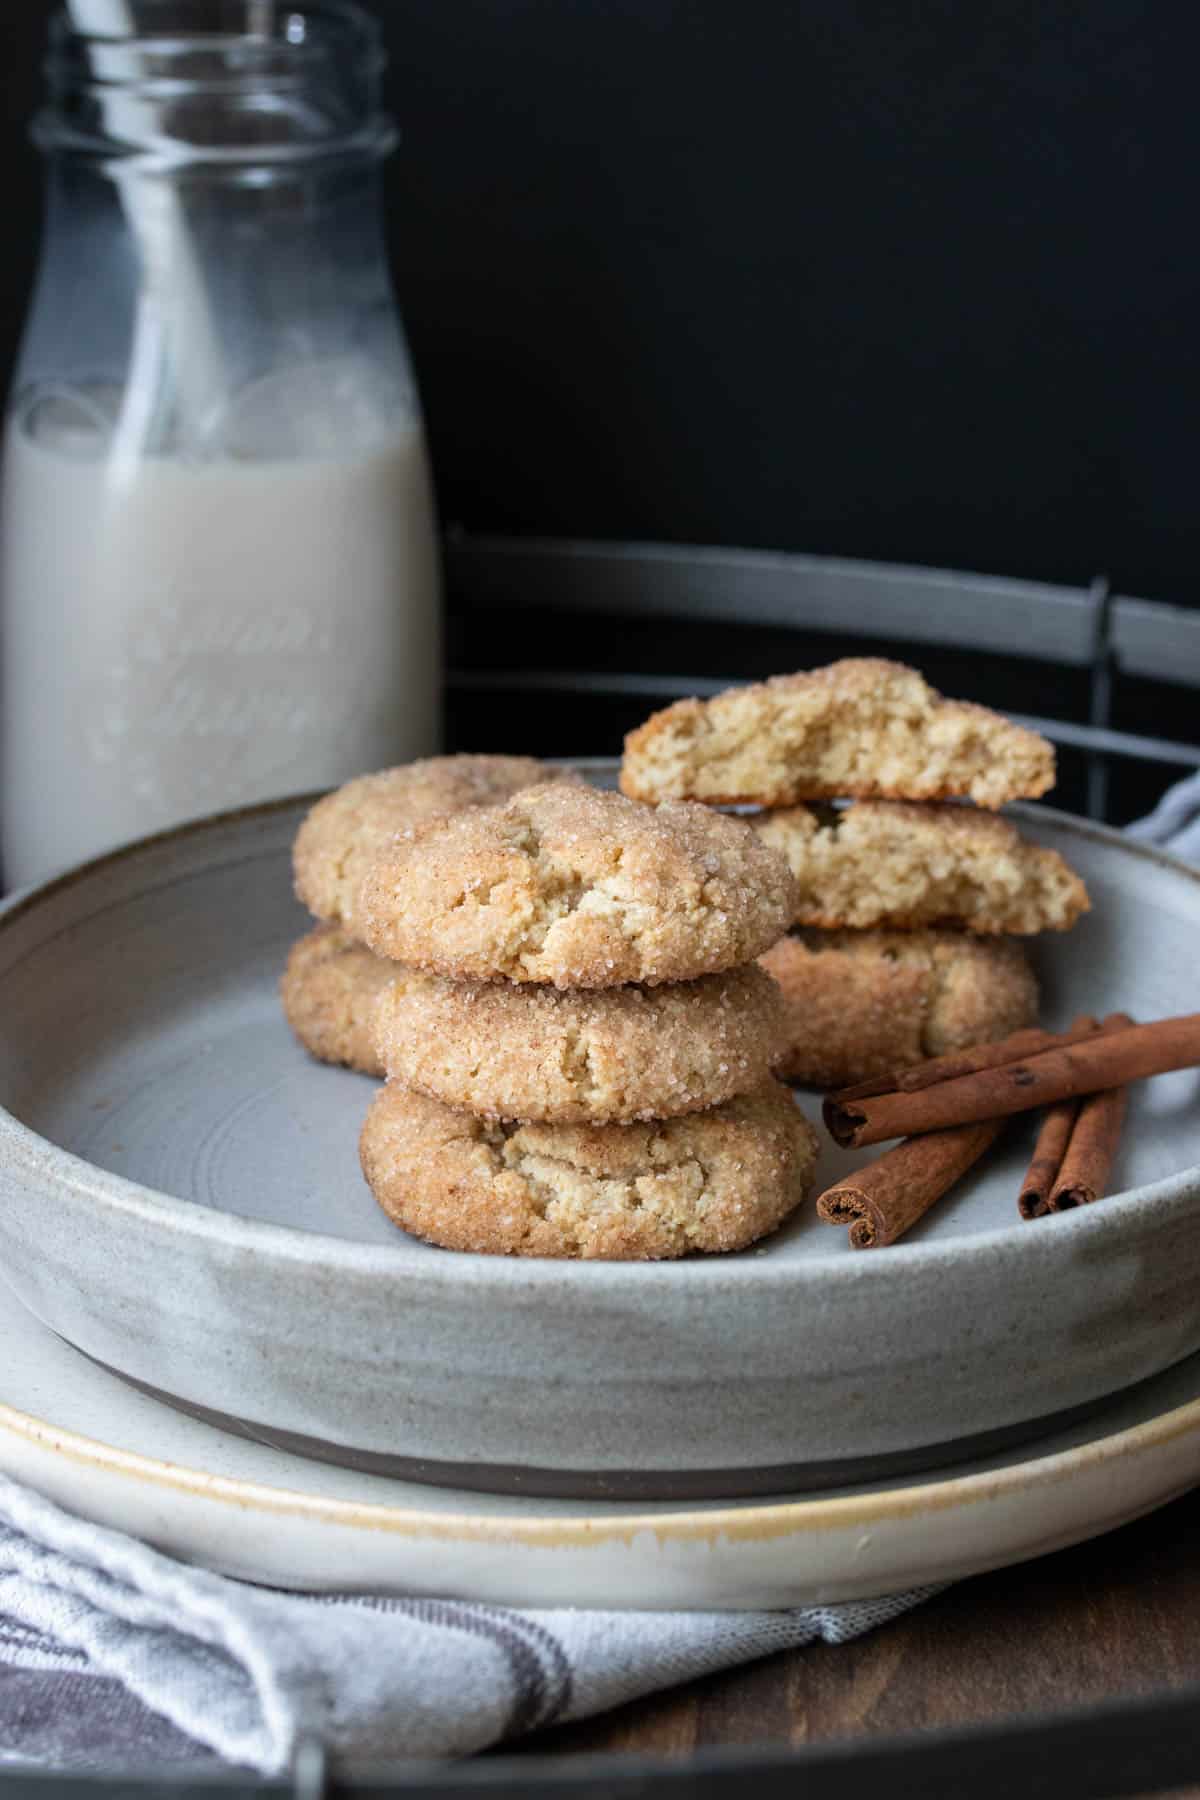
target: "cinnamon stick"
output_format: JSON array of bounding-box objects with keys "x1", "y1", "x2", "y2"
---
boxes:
[
  {"x1": 1017, "y1": 1015, "x2": 1100, "y2": 1219},
  {"x1": 1017, "y1": 1013, "x2": 1133, "y2": 1217},
  {"x1": 825, "y1": 1012, "x2": 1200, "y2": 1149},
  {"x1": 832, "y1": 1019, "x2": 1111, "y2": 1107},
  {"x1": 816, "y1": 1119, "x2": 1006, "y2": 1249},
  {"x1": 1048, "y1": 1085, "x2": 1129, "y2": 1210},
  {"x1": 1018, "y1": 1100, "x2": 1081, "y2": 1219},
  {"x1": 1045, "y1": 1014, "x2": 1134, "y2": 1210}
]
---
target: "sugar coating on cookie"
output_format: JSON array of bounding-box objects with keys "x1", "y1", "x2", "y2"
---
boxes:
[
  {"x1": 620, "y1": 660, "x2": 1055, "y2": 810},
  {"x1": 374, "y1": 963, "x2": 785, "y2": 1123},
  {"x1": 280, "y1": 924, "x2": 397, "y2": 1076},
  {"x1": 358, "y1": 781, "x2": 799, "y2": 987},
  {"x1": 359, "y1": 1079, "x2": 819, "y2": 1259},
  {"x1": 754, "y1": 800, "x2": 1089, "y2": 934},
  {"x1": 294, "y1": 754, "x2": 572, "y2": 932},
  {"x1": 759, "y1": 928, "x2": 1038, "y2": 1090}
]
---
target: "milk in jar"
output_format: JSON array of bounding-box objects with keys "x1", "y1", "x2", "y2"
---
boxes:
[{"x1": 1, "y1": 371, "x2": 440, "y2": 885}]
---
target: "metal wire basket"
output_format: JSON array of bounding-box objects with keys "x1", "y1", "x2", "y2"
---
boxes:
[{"x1": 446, "y1": 534, "x2": 1200, "y2": 825}]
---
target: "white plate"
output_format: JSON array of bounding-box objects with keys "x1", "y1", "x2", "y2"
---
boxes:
[
  {"x1": 4, "y1": 1293, "x2": 1200, "y2": 1608},
  {"x1": 0, "y1": 780, "x2": 1198, "y2": 1497}
]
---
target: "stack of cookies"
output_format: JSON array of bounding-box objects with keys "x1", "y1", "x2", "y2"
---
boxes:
[
  {"x1": 283, "y1": 755, "x2": 572, "y2": 1075},
  {"x1": 619, "y1": 659, "x2": 1091, "y2": 1089},
  {"x1": 338, "y1": 779, "x2": 818, "y2": 1259},
  {"x1": 283, "y1": 762, "x2": 818, "y2": 1257}
]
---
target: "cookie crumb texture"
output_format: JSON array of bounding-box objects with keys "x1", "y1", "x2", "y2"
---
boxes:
[
  {"x1": 293, "y1": 754, "x2": 570, "y2": 932},
  {"x1": 359, "y1": 1079, "x2": 819, "y2": 1259},
  {"x1": 359, "y1": 781, "x2": 798, "y2": 987},
  {"x1": 760, "y1": 928, "x2": 1039, "y2": 1089},
  {"x1": 375, "y1": 964, "x2": 785, "y2": 1123},
  {"x1": 754, "y1": 800, "x2": 1089, "y2": 934},
  {"x1": 620, "y1": 660, "x2": 1055, "y2": 809},
  {"x1": 280, "y1": 924, "x2": 395, "y2": 1076}
]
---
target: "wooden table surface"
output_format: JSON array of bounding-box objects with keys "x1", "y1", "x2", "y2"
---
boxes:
[{"x1": 508, "y1": 1483, "x2": 1200, "y2": 1760}]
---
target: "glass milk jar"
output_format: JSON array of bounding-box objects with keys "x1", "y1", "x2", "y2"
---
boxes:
[{"x1": 1, "y1": 1, "x2": 441, "y2": 888}]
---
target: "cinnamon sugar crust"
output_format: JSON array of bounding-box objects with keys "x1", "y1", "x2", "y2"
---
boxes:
[
  {"x1": 293, "y1": 754, "x2": 574, "y2": 933},
  {"x1": 760, "y1": 927, "x2": 1039, "y2": 1090},
  {"x1": 358, "y1": 781, "x2": 798, "y2": 987},
  {"x1": 620, "y1": 660, "x2": 1055, "y2": 809},
  {"x1": 753, "y1": 800, "x2": 1089, "y2": 934},
  {"x1": 359, "y1": 1079, "x2": 819, "y2": 1259},
  {"x1": 374, "y1": 963, "x2": 785, "y2": 1123},
  {"x1": 280, "y1": 924, "x2": 396, "y2": 1076}
]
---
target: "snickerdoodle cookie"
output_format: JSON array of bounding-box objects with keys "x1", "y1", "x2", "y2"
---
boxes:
[
  {"x1": 620, "y1": 660, "x2": 1054, "y2": 809},
  {"x1": 294, "y1": 754, "x2": 573, "y2": 932},
  {"x1": 760, "y1": 928, "x2": 1038, "y2": 1090},
  {"x1": 358, "y1": 781, "x2": 798, "y2": 987},
  {"x1": 359, "y1": 1079, "x2": 819, "y2": 1259},
  {"x1": 753, "y1": 800, "x2": 1088, "y2": 934},
  {"x1": 281, "y1": 924, "x2": 394, "y2": 1076},
  {"x1": 374, "y1": 962, "x2": 785, "y2": 1123}
]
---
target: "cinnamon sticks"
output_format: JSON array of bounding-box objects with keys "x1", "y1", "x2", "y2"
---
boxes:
[
  {"x1": 1018, "y1": 1014, "x2": 1134, "y2": 1217},
  {"x1": 1017, "y1": 1099, "x2": 1081, "y2": 1218},
  {"x1": 816, "y1": 1119, "x2": 1006, "y2": 1248},
  {"x1": 1049, "y1": 1084, "x2": 1129, "y2": 1209},
  {"x1": 823, "y1": 1012, "x2": 1200, "y2": 1149},
  {"x1": 816, "y1": 1008, "x2": 1189, "y2": 1246}
]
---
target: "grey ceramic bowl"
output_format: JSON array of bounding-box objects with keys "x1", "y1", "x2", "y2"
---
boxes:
[{"x1": 0, "y1": 776, "x2": 1198, "y2": 1499}]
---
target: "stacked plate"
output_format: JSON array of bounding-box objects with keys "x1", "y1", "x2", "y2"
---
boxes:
[{"x1": 0, "y1": 768, "x2": 1199, "y2": 1604}]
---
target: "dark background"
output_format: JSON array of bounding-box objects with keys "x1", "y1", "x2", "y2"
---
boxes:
[
  {"x1": 3, "y1": 0, "x2": 1198, "y2": 593},
  {"x1": 1, "y1": 2, "x2": 1197, "y2": 811}
]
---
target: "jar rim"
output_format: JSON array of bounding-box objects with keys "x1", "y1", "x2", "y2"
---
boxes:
[
  {"x1": 48, "y1": 0, "x2": 382, "y2": 59},
  {"x1": 40, "y1": 0, "x2": 393, "y2": 167}
]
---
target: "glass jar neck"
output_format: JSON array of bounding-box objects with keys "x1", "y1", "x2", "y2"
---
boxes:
[{"x1": 37, "y1": 0, "x2": 394, "y2": 171}]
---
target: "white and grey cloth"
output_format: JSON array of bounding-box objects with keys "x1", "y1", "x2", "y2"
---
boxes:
[
  {"x1": 0, "y1": 1475, "x2": 933, "y2": 1773},
  {"x1": 1, "y1": 781, "x2": 1195, "y2": 1775},
  {"x1": 1123, "y1": 767, "x2": 1200, "y2": 864}
]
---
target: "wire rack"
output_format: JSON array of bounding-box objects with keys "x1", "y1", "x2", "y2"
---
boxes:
[{"x1": 445, "y1": 534, "x2": 1200, "y2": 822}]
